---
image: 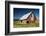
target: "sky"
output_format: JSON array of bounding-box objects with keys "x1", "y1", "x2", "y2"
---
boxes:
[{"x1": 13, "y1": 8, "x2": 39, "y2": 19}]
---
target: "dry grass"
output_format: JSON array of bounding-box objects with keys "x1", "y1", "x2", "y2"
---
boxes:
[{"x1": 13, "y1": 21, "x2": 39, "y2": 28}]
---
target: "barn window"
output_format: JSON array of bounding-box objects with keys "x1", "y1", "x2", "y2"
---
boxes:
[{"x1": 27, "y1": 21, "x2": 29, "y2": 23}]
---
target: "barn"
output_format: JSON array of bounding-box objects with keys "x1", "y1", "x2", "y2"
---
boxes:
[{"x1": 18, "y1": 10, "x2": 38, "y2": 24}]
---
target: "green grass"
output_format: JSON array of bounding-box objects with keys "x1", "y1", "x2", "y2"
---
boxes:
[{"x1": 13, "y1": 21, "x2": 39, "y2": 28}]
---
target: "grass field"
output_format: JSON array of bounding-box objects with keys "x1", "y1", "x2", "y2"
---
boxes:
[{"x1": 13, "y1": 20, "x2": 39, "y2": 28}]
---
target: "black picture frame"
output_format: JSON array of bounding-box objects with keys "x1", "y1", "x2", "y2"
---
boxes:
[{"x1": 5, "y1": 1, "x2": 45, "y2": 35}]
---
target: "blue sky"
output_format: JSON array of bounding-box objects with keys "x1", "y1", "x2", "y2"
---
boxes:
[{"x1": 13, "y1": 8, "x2": 39, "y2": 19}]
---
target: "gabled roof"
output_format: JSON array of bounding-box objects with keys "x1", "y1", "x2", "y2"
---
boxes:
[{"x1": 19, "y1": 11, "x2": 32, "y2": 20}]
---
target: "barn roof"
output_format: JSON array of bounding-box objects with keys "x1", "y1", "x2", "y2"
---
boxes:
[{"x1": 19, "y1": 11, "x2": 32, "y2": 20}]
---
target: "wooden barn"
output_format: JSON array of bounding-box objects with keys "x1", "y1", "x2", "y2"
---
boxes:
[{"x1": 17, "y1": 10, "x2": 39, "y2": 24}]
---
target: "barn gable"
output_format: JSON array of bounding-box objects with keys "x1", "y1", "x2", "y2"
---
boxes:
[{"x1": 19, "y1": 10, "x2": 36, "y2": 21}]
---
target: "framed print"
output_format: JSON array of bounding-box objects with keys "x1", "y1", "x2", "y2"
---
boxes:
[{"x1": 5, "y1": 1, "x2": 45, "y2": 35}]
